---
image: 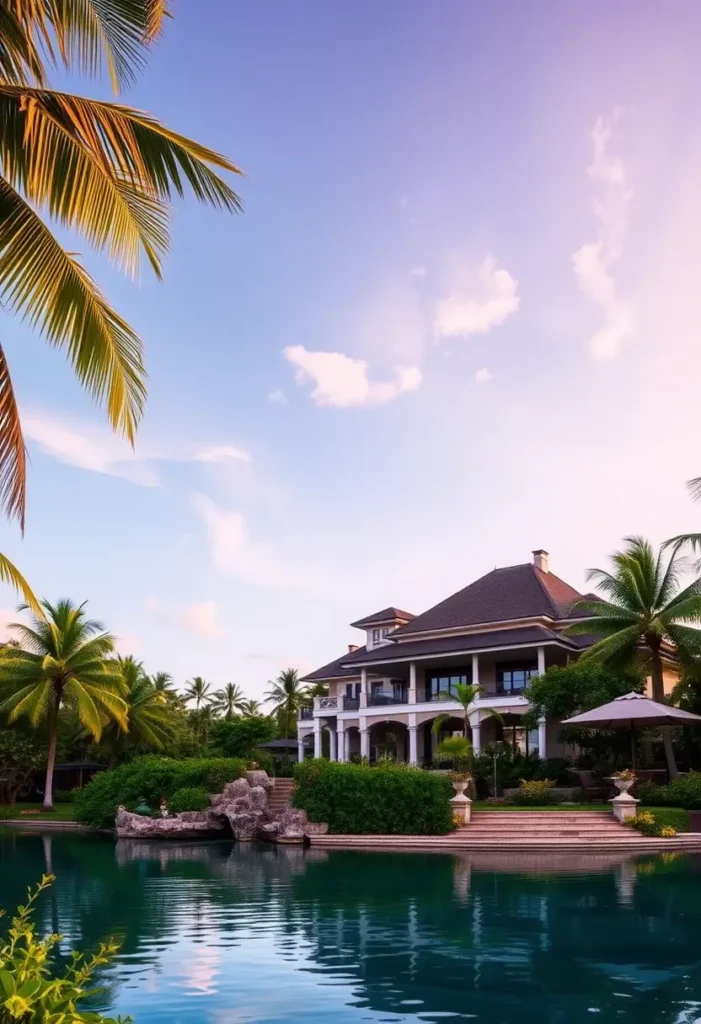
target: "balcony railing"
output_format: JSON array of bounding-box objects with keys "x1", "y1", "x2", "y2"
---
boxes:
[
  {"x1": 299, "y1": 707, "x2": 313, "y2": 720},
  {"x1": 342, "y1": 696, "x2": 360, "y2": 711},
  {"x1": 317, "y1": 696, "x2": 339, "y2": 711},
  {"x1": 368, "y1": 690, "x2": 408, "y2": 707}
]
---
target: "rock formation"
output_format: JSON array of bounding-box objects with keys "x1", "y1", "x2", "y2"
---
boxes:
[{"x1": 115, "y1": 770, "x2": 328, "y2": 844}]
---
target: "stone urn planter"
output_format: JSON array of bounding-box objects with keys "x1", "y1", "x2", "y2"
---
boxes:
[
  {"x1": 449, "y1": 774, "x2": 472, "y2": 825},
  {"x1": 608, "y1": 774, "x2": 638, "y2": 822}
]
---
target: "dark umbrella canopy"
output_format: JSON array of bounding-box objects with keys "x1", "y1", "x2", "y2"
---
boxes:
[{"x1": 562, "y1": 692, "x2": 701, "y2": 729}]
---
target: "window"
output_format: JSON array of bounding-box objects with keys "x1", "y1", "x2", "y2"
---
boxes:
[
  {"x1": 426, "y1": 668, "x2": 471, "y2": 699},
  {"x1": 345, "y1": 682, "x2": 361, "y2": 699},
  {"x1": 371, "y1": 628, "x2": 381, "y2": 646},
  {"x1": 496, "y1": 661, "x2": 538, "y2": 693},
  {"x1": 382, "y1": 627, "x2": 391, "y2": 638}
]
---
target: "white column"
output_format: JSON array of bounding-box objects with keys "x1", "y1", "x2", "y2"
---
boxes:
[
  {"x1": 472, "y1": 653, "x2": 480, "y2": 689},
  {"x1": 337, "y1": 727, "x2": 346, "y2": 763},
  {"x1": 360, "y1": 725, "x2": 369, "y2": 760},
  {"x1": 471, "y1": 714, "x2": 481, "y2": 755},
  {"x1": 537, "y1": 646, "x2": 546, "y2": 676},
  {"x1": 538, "y1": 717, "x2": 547, "y2": 758},
  {"x1": 360, "y1": 668, "x2": 368, "y2": 708},
  {"x1": 409, "y1": 727, "x2": 418, "y2": 765},
  {"x1": 328, "y1": 728, "x2": 337, "y2": 762},
  {"x1": 409, "y1": 662, "x2": 417, "y2": 704},
  {"x1": 297, "y1": 737, "x2": 305, "y2": 762},
  {"x1": 313, "y1": 718, "x2": 322, "y2": 758}
]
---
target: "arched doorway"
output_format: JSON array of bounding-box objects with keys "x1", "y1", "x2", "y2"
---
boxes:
[
  {"x1": 368, "y1": 720, "x2": 408, "y2": 763},
  {"x1": 423, "y1": 715, "x2": 465, "y2": 767}
]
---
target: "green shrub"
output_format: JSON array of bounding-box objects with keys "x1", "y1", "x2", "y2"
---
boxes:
[
  {"x1": 74, "y1": 755, "x2": 246, "y2": 829},
  {"x1": 293, "y1": 760, "x2": 453, "y2": 835},
  {"x1": 510, "y1": 779, "x2": 557, "y2": 805},
  {"x1": 209, "y1": 716, "x2": 276, "y2": 758},
  {"x1": 628, "y1": 807, "x2": 689, "y2": 836},
  {"x1": 639, "y1": 772, "x2": 701, "y2": 809},
  {"x1": 53, "y1": 788, "x2": 77, "y2": 803},
  {"x1": 0, "y1": 875, "x2": 127, "y2": 1023},
  {"x1": 169, "y1": 786, "x2": 210, "y2": 812}
]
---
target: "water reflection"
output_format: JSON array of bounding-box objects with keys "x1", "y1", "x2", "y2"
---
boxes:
[{"x1": 0, "y1": 829, "x2": 700, "y2": 1023}]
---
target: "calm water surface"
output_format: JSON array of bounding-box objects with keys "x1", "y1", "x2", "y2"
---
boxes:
[{"x1": 0, "y1": 828, "x2": 700, "y2": 1023}]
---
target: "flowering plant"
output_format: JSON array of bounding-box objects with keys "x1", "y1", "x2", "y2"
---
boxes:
[{"x1": 612, "y1": 769, "x2": 636, "y2": 781}]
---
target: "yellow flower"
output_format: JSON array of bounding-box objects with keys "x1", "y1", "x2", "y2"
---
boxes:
[
  {"x1": 660, "y1": 826, "x2": 677, "y2": 837},
  {"x1": 3, "y1": 995, "x2": 32, "y2": 1018}
]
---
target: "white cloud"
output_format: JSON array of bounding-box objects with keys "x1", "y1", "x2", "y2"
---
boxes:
[
  {"x1": 182, "y1": 601, "x2": 222, "y2": 637},
  {"x1": 433, "y1": 257, "x2": 520, "y2": 339},
  {"x1": 193, "y1": 445, "x2": 252, "y2": 465},
  {"x1": 267, "y1": 387, "x2": 288, "y2": 405},
  {"x1": 22, "y1": 412, "x2": 252, "y2": 486},
  {"x1": 146, "y1": 596, "x2": 223, "y2": 637},
  {"x1": 474, "y1": 367, "x2": 493, "y2": 384},
  {"x1": 409, "y1": 266, "x2": 427, "y2": 278},
  {"x1": 572, "y1": 113, "x2": 634, "y2": 359},
  {"x1": 283, "y1": 346, "x2": 422, "y2": 408},
  {"x1": 191, "y1": 493, "x2": 296, "y2": 587}
]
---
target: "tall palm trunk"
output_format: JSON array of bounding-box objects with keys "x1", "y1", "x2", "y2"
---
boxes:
[
  {"x1": 649, "y1": 642, "x2": 678, "y2": 780},
  {"x1": 43, "y1": 687, "x2": 62, "y2": 810}
]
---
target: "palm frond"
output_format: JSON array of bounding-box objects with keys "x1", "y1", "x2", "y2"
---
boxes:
[
  {"x1": 0, "y1": 551, "x2": 41, "y2": 614},
  {"x1": 0, "y1": 176, "x2": 146, "y2": 442},
  {"x1": 0, "y1": 341, "x2": 26, "y2": 529},
  {"x1": 144, "y1": 0, "x2": 170, "y2": 43},
  {"x1": 578, "y1": 624, "x2": 641, "y2": 665},
  {"x1": 0, "y1": 3, "x2": 46, "y2": 84},
  {"x1": 687, "y1": 478, "x2": 701, "y2": 503}
]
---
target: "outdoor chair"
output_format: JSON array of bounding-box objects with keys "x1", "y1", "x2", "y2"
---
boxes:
[{"x1": 567, "y1": 769, "x2": 609, "y2": 803}]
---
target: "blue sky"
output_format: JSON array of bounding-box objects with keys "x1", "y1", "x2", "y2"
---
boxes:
[{"x1": 2, "y1": 1, "x2": 701, "y2": 698}]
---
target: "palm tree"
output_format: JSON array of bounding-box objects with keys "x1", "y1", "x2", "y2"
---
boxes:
[
  {"x1": 566, "y1": 536, "x2": 701, "y2": 779},
  {"x1": 0, "y1": 599, "x2": 127, "y2": 808},
  {"x1": 211, "y1": 683, "x2": 246, "y2": 720},
  {"x1": 151, "y1": 671, "x2": 174, "y2": 694},
  {"x1": 240, "y1": 698, "x2": 262, "y2": 717},
  {"x1": 431, "y1": 683, "x2": 482, "y2": 738},
  {"x1": 99, "y1": 655, "x2": 173, "y2": 765},
  {"x1": 265, "y1": 668, "x2": 304, "y2": 738},
  {"x1": 184, "y1": 676, "x2": 211, "y2": 710},
  {"x1": 0, "y1": 2, "x2": 241, "y2": 609}
]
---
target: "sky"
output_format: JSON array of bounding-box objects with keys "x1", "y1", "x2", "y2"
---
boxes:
[{"x1": 2, "y1": 0, "x2": 701, "y2": 699}]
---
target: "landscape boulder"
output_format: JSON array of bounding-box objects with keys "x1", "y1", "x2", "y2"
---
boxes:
[
  {"x1": 115, "y1": 806, "x2": 226, "y2": 839},
  {"x1": 246, "y1": 770, "x2": 273, "y2": 791}
]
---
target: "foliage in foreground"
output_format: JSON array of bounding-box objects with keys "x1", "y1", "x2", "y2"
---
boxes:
[
  {"x1": 293, "y1": 759, "x2": 453, "y2": 835},
  {"x1": 209, "y1": 716, "x2": 276, "y2": 759},
  {"x1": 510, "y1": 779, "x2": 557, "y2": 805},
  {"x1": 628, "y1": 808, "x2": 689, "y2": 837},
  {"x1": 639, "y1": 772, "x2": 701, "y2": 809},
  {"x1": 0, "y1": 875, "x2": 128, "y2": 1023},
  {"x1": 169, "y1": 787, "x2": 210, "y2": 813},
  {"x1": 74, "y1": 756, "x2": 246, "y2": 828}
]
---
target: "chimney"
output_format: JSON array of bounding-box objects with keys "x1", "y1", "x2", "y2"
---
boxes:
[
  {"x1": 532, "y1": 549, "x2": 549, "y2": 574},
  {"x1": 348, "y1": 644, "x2": 359, "y2": 653}
]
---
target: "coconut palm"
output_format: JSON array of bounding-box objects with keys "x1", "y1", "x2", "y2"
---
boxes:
[
  {"x1": 265, "y1": 668, "x2": 304, "y2": 738},
  {"x1": 184, "y1": 676, "x2": 211, "y2": 710},
  {"x1": 94, "y1": 656, "x2": 173, "y2": 765},
  {"x1": 211, "y1": 682, "x2": 246, "y2": 720},
  {"x1": 150, "y1": 671, "x2": 174, "y2": 694},
  {"x1": 566, "y1": 536, "x2": 701, "y2": 779},
  {"x1": 0, "y1": 599, "x2": 127, "y2": 808},
  {"x1": 0, "y1": 2, "x2": 241, "y2": 610},
  {"x1": 240, "y1": 698, "x2": 262, "y2": 717},
  {"x1": 431, "y1": 683, "x2": 482, "y2": 737}
]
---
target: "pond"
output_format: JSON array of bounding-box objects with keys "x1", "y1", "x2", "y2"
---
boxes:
[{"x1": 0, "y1": 828, "x2": 700, "y2": 1023}]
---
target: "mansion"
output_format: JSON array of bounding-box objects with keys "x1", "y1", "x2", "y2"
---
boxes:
[{"x1": 297, "y1": 550, "x2": 599, "y2": 764}]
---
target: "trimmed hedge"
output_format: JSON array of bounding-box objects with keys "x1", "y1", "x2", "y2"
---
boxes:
[
  {"x1": 293, "y1": 760, "x2": 453, "y2": 835},
  {"x1": 74, "y1": 756, "x2": 246, "y2": 828},
  {"x1": 639, "y1": 772, "x2": 701, "y2": 809},
  {"x1": 510, "y1": 779, "x2": 557, "y2": 805},
  {"x1": 170, "y1": 786, "x2": 210, "y2": 812},
  {"x1": 628, "y1": 808, "x2": 689, "y2": 837}
]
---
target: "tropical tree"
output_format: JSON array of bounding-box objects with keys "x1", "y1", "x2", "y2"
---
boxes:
[
  {"x1": 430, "y1": 683, "x2": 503, "y2": 736},
  {"x1": 265, "y1": 668, "x2": 304, "y2": 738},
  {"x1": 240, "y1": 698, "x2": 262, "y2": 717},
  {"x1": 211, "y1": 682, "x2": 246, "y2": 720},
  {"x1": 0, "y1": 599, "x2": 127, "y2": 807},
  {"x1": 0, "y1": 2, "x2": 240, "y2": 610},
  {"x1": 151, "y1": 671, "x2": 174, "y2": 694},
  {"x1": 96, "y1": 655, "x2": 173, "y2": 765},
  {"x1": 184, "y1": 676, "x2": 211, "y2": 710},
  {"x1": 566, "y1": 536, "x2": 701, "y2": 779}
]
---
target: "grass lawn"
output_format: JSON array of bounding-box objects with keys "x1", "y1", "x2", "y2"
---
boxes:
[{"x1": 0, "y1": 803, "x2": 77, "y2": 821}]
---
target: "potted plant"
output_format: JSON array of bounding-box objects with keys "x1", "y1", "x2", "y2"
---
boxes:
[
  {"x1": 610, "y1": 769, "x2": 637, "y2": 794},
  {"x1": 449, "y1": 771, "x2": 473, "y2": 797}
]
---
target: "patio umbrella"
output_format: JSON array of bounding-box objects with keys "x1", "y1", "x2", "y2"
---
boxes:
[{"x1": 562, "y1": 692, "x2": 701, "y2": 769}]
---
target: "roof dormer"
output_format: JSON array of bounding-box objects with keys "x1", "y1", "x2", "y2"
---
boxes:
[{"x1": 349, "y1": 606, "x2": 415, "y2": 649}]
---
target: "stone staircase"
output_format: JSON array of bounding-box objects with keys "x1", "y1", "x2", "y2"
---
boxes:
[
  {"x1": 310, "y1": 811, "x2": 701, "y2": 852},
  {"x1": 268, "y1": 778, "x2": 295, "y2": 816}
]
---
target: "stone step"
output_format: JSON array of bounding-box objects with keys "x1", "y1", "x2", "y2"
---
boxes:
[{"x1": 311, "y1": 835, "x2": 701, "y2": 850}]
